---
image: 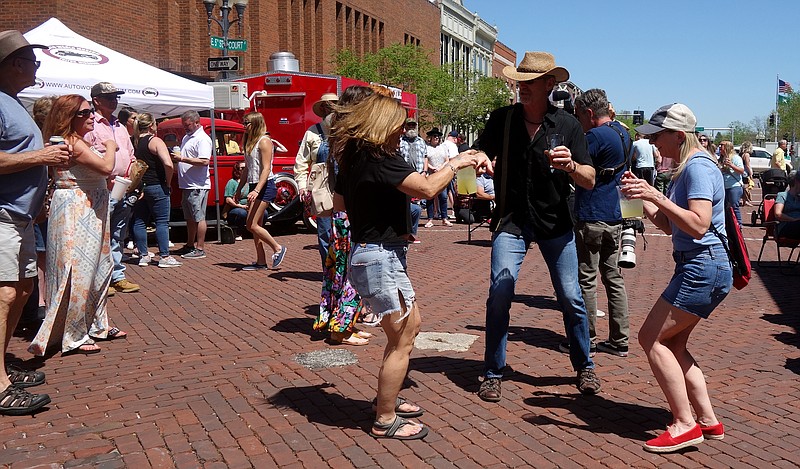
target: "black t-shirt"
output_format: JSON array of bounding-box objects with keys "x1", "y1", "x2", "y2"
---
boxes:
[
  {"x1": 478, "y1": 103, "x2": 590, "y2": 239},
  {"x1": 334, "y1": 149, "x2": 415, "y2": 243},
  {"x1": 135, "y1": 135, "x2": 167, "y2": 186}
]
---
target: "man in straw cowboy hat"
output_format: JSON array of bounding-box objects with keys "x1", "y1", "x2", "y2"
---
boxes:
[
  {"x1": 0, "y1": 30, "x2": 71, "y2": 414},
  {"x1": 294, "y1": 92, "x2": 338, "y2": 268},
  {"x1": 472, "y1": 51, "x2": 601, "y2": 401}
]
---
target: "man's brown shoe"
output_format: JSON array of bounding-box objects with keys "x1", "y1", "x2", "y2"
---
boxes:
[
  {"x1": 107, "y1": 286, "x2": 116, "y2": 297},
  {"x1": 478, "y1": 378, "x2": 501, "y2": 402},
  {"x1": 111, "y1": 279, "x2": 140, "y2": 293}
]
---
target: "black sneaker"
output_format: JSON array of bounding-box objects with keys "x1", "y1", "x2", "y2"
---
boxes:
[
  {"x1": 558, "y1": 341, "x2": 596, "y2": 357},
  {"x1": 478, "y1": 378, "x2": 502, "y2": 402},
  {"x1": 577, "y1": 368, "x2": 601, "y2": 395},
  {"x1": 596, "y1": 341, "x2": 628, "y2": 357},
  {"x1": 181, "y1": 249, "x2": 206, "y2": 259}
]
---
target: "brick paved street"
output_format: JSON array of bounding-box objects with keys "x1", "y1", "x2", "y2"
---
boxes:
[{"x1": 2, "y1": 202, "x2": 799, "y2": 468}]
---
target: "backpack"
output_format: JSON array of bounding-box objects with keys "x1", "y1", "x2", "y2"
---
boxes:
[{"x1": 710, "y1": 202, "x2": 752, "y2": 290}]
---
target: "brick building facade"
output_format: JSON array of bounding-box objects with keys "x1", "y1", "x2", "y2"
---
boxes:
[
  {"x1": 492, "y1": 40, "x2": 517, "y2": 104},
  {"x1": 0, "y1": 0, "x2": 440, "y2": 81}
]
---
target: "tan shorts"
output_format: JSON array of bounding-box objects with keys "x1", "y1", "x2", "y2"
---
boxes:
[{"x1": 0, "y1": 208, "x2": 37, "y2": 282}]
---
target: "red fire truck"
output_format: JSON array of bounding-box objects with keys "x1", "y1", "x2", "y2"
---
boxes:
[{"x1": 161, "y1": 70, "x2": 418, "y2": 232}]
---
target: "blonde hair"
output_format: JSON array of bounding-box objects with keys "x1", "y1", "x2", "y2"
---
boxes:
[
  {"x1": 739, "y1": 140, "x2": 753, "y2": 155},
  {"x1": 331, "y1": 94, "x2": 406, "y2": 166},
  {"x1": 133, "y1": 112, "x2": 156, "y2": 147},
  {"x1": 242, "y1": 112, "x2": 267, "y2": 156},
  {"x1": 671, "y1": 131, "x2": 715, "y2": 179}
]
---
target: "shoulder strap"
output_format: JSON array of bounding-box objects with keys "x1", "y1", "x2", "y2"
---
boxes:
[
  {"x1": 493, "y1": 107, "x2": 514, "y2": 228},
  {"x1": 596, "y1": 121, "x2": 631, "y2": 177},
  {"x1": 315, "y1": 123, "x2": 325, "y2": 139}
]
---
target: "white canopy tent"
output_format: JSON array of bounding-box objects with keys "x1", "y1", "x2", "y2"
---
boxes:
[
  {"x1": 20, "y1": 17, "x2": 214, "y2": 116},
  {"x1": 21, "y1": 18, "x2": 227, "y2": 239}
]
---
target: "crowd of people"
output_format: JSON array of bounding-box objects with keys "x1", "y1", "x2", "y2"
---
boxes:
[{"x1": 2, "y1": 29, "x2": 792, "y2": 454}]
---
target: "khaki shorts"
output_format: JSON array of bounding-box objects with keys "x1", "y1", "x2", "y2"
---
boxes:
[
  {"x1": 0, "y1": 208, "x2": 37, "y2": 282},
  {"x1": 181, "y1": 189, "x2": 209, "y2": 223}
]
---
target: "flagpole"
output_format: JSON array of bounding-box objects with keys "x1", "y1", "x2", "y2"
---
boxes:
[{"x1": 775, "y1": 75, "x2": 779, "y2": 142}]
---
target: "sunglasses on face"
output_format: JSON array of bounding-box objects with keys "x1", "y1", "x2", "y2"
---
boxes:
[
  {"x1": 75, "y1": 107, "x2": 96, "y2": 118},
  {"x1": 17, "y1": 57, "x2": 41, "y2": 68},
  {"x1": 699, "y1": 138, "x2": 708, "y2": 142}
]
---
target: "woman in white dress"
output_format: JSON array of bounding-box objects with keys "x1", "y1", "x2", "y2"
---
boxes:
[{"x1": 29, "y1": 94, "x2": 124, "y2": 356}]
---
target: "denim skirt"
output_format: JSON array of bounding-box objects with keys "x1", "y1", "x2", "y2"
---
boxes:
[
  {"x1": 661, "y1": 243, "x2": 732, "y2": 319},
  {"x1": 348, "y1": 241, "x2": 415, "y2": 326}
]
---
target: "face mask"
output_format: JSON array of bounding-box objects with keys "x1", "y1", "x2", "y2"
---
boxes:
[{"x1": 405, "y1": 129, "x2": 418, "y2": 139}]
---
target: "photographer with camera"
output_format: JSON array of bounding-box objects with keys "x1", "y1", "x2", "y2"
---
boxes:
[{"x1": 572, "y1": 89, "x2": 631, "y2": 358}]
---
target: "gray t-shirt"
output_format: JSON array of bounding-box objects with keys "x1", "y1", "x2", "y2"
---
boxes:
[
  {"x1": 632, "y1": 139, "x2": 655, "y2": 168},
  {"x1": 0, "y1": 92, "x2": 47, "y2": 220}
]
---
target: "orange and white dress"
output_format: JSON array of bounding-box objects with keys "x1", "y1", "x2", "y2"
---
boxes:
[{"x1": 29, "y1": 154, "x2": 113, "y2": 355}]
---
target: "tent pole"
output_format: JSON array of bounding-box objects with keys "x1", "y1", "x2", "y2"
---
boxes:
[{"x1": 210, "y1": 110, "x2": 222, "y2": 242}]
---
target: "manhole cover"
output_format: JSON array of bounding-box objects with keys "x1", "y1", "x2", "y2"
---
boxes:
[
  {"x1": 415, "y1": 332, "x2": 478, "y2": 352},
  {"x1": 294, "y1": 349, "x2": 358, "y2": 369}
]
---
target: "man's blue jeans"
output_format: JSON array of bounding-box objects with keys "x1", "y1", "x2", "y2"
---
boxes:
[
  {"x1": 410, "y1": 202, "x2": 421, "y2": 235},
  {"x1": 484, "y1": 226, "x2": 594, "y2": 379},
  {"x1": 109, "y1": 195, "x2": 133, "y2": 283},
  {"x1": 316, "y1": 215, "x2": 332, "y2": 270}
]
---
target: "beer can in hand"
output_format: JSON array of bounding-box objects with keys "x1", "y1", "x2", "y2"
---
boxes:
[{"x1": 49, "y1": 136, "x2": 65, "y2": 145}]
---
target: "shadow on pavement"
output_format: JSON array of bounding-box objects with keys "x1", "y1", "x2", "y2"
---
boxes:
[
  {"x1": 522, "y1": 392, "x2": 672, "y2": 442},
  {"x1": 266, "y1": 383, "x2": 371, "y2": 431},
  {"x1": 271, "y1": 317, "x2": 314, "y2": 335},
  {"x1": 464, "y1": 324, "x2": 565, "y2": 352}
]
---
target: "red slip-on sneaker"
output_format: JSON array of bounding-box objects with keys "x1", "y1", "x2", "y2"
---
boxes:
[
  {"x1": 699, "y1": 422, "x2": 724, "y2": 440},
  {"x1": 643, "y1": 424, "x2": 704, "y2": 453}
]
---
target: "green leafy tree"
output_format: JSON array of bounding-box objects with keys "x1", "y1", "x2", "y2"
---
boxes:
[
  {"x1": 777, "y1": 91, "x2": 800, "y2": 142},
  {"x1": 332, "y1": 45, "x2": 511, "y2": 133},
  {"x1": 727, "y1": 120, "x2": 756, "y2": 145}
]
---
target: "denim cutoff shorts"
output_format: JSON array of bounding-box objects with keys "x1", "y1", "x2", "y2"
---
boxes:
[
  {"x1": 661, "y1": 244, "x2": 732, "y2": 319},
  {"x1": 348, "y1": 241, "x2": 415, "y2": 326},
  {"x1": 249, "y1": 179, "x2": 277, "y2": 203}
]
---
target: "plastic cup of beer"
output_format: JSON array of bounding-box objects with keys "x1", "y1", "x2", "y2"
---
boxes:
[
  {"x1": 617, "y1": 186, "x2": 643, "y2": 219},
  {"x1": 457, "y1": 166, "x2": 477, "y2": 194},
  {"x1": 548, "y1": 133, "x2": 564, "y2": 169},
  {"x1": 110, "y1": 176, "x2": 132, "y2": 202}
]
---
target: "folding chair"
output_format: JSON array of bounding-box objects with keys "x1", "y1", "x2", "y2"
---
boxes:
[
  {"x1": 466, "y1": 197, "x2": 493, "y2": 244},
  {"x1": 757, "y1": 195, "x2": 800, "y2": 273}
]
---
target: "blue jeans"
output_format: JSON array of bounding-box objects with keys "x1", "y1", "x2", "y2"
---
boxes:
[
  {"x1": 316, "y1": 215, "x2": 332, "y2": 270},
  {"x1": 109, "y1": 195, "x2": 133, "y2": 283},
  {"x1": 226, "y1": 207, "x2": 248, "y2": 229},
  {"x1": 484, "y1": 226, "x2": 594, "y2": 378},
  {"x1": 133, "y1": 184, "x2": 171, "y2": 257},
  {"x1": 410, "y1": 202, "x2": 421, "y2": 235},
  {"x1": 725, "y1": 185, "x2": 743, "y2": 227},
  {"x1": 426, "y1": 189, "x2": 448, "y2": 220}
]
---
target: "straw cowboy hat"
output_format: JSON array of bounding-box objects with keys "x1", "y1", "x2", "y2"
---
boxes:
[
  {"x1": 502, "y1": 51, "x2": 569, "y2": 83},
  {"x1": 312, "y1": 93, "x2": 338, "y2": 118}
]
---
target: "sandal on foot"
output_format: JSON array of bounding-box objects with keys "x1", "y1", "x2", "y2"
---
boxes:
[
  {"x1": 0, "y1": 385, "x2": 51, "y2": 416},
  {"x1": 371, "y1": 396, "x2": 424, "y2": 418},
  {"x1": 353, "y1": 329, "x2": 374, "y2": 339},
  {"x1": 6, "y1": 366, "x2": 45, "y2": 388},
  {"x1": 105, "y1": 327, "x2": 127, "y2": 340},
  {"x1": 327, "y1": 333, "x2": 369, "y2": 346},
  {"x1": 369, "y1": 416, "x2": 429, "y2": 440},
  {"x1": 63, "y1": 340, "x2": 101, "y2": 355}
]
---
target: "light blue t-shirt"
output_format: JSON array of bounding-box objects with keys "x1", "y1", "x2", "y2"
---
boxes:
[
  {"x1": 632, "y1": 139, "x2": 655, "y2": 168},
  {"x1": 0, "y1": 91, "x2": 47, "y2": 220},
  {"x1": 775, "y1": 189, "x2": 800, "y2": 234},
  {"x1": 722, "y1": 154, "x2": 743, "y2": 189},
  {"x1": 667, "y1": 153, "x2": 726, "y2": 251}
]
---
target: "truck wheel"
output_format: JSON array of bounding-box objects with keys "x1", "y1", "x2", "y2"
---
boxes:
[
  {"x1": 303, "y1": 213, "x2": 317, "y2": 231},
  {"x1": 270, "y1": 173, "x2": 298, "y2": 212}
]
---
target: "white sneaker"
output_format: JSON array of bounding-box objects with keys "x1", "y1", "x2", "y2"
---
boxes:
[
  {"x1": 138, "y1": 255, "x2": 150, "y2": 266},
  {"x1": 596, "y1": 309, "x2": 606, "y2": 318},
  {"x1": 158, "y1": 256, "x2": 182, "y2": 268},
  {"x1": 168, "y1": 241, "x2": 174, "y2": 248},
  {"x1": 126, "y1": 240, "x2": 134, "y2": 250}
]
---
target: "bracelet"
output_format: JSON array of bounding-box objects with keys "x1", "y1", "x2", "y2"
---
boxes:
[
  {"x1": 447, "y1": 163, "x2": 458, "y2": 176},
  {"x1": 567, "y1": 161, "x2": 577, "y2": 174}
]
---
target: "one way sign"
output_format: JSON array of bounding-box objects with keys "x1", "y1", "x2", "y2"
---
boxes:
[{"x1": 207, "y1": 57, "x2": 240, "y2": 72}]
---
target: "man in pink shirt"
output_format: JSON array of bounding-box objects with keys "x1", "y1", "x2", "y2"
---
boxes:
[{"x1": 85, "y1": 82, "x2": 140, "y2": 295}]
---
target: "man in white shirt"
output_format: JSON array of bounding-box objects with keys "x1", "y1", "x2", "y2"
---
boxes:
[{"x1": 173, "y1": 110, "x2": 212, "y2": 259}]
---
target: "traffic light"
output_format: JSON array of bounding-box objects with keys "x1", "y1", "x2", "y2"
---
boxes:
[
  {"x1": 769, "y1": 113, "x2": 775, "y2": 127},
  {"x1": 633, "y1": 110, "x2": 644, "y2": 125}
]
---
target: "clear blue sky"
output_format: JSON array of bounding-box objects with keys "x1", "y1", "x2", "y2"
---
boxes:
[{"x1": 462, "y1": 0, "x2": 800, "y2": 129}]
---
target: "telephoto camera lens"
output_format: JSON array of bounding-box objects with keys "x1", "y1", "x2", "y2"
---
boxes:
[{"x1": 618, "y1": 227, "x2": 637, "y2": 268}]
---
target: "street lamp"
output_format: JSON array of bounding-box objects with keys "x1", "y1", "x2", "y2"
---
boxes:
[{"x1": 203, "y1": 0, "x2": 248, "y2": 79}]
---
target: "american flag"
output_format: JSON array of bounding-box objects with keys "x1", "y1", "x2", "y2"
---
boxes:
[{"x1": 779, "y1": 79, "x2": 793, "y2": 94}]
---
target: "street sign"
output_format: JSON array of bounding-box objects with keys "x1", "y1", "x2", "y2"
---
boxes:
[
  {"x1": 695, "y1": 126, "x2": 705, "y2": 132},
  {"x1": 210, "y1": 36, "x2": 247, "y2": 52},
  {"x1": 207, "y1": 56, "x2": 240, "y2": 72}
]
